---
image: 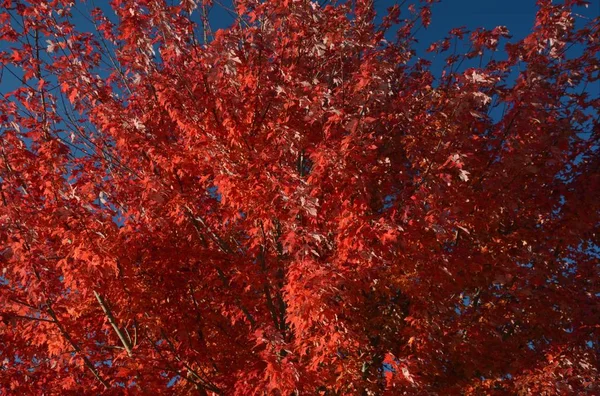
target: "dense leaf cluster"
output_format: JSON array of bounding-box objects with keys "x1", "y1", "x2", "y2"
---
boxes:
[{"x1": 0, "y1": 0, "x2": 598, "y2": 394}]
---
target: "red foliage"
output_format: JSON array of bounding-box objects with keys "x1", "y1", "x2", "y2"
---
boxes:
[{"x1": 0, "y1": 0, "x2": 598, "y2": 394}]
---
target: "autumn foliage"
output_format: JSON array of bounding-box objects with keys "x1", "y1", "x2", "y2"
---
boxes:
[{"x1": 0, "y1": 0, "x2": 598, "y2": 394}]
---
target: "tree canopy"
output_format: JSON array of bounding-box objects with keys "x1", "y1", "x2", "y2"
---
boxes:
[{"x1": 0, "y1": 0, "x2": 598, "y2": 394}]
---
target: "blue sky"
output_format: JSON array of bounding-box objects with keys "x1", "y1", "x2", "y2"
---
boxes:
[{"x1": 415, "y1": 0, "x2": 540, "y2": 39}]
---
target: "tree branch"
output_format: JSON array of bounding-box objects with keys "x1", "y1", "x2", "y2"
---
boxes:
[
  {"x1": 93, "y1": 291, "x2": 134, "y2": 357},
  {"x1": 45, "y1": 302, "x2": 110, "y2": 389},
  {"x1": 184, "y1": 205, "x2": 257, "y2": 327}
]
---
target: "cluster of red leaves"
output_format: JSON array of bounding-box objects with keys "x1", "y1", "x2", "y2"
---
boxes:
[{"x1": 0, "y1": 0, "x2": 598, "y2": 394}]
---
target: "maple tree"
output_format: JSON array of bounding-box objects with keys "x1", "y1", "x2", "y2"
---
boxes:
[{"x1": 0, "y1": 0, "x2": 598, "y2": 394}]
